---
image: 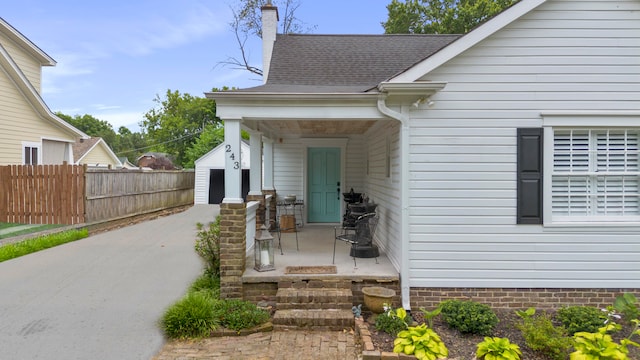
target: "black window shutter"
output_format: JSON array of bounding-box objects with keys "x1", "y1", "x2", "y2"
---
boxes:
[{"x1": 517, "y1": 128, "x2": 543, "y2": 224}]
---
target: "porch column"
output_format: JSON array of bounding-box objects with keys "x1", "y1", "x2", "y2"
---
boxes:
[
  {"x1": 223, "y1": 118, "x2": 243, "y2": 203},
  {"x1": 262, "y1": 137, "x2": 277, "y2": 229},
  {"x1": 220, "y1": 117, "x2": 245, "y2": 300},
  {"x1": 248, "y1": 130, "x2": 263, "y2": 196},
  {"x1": 263, "y1": 137, "x2": 274, "y2": 192},
  {"x1": 247, "y1": 129, "x2": 266, "y2": 229}
]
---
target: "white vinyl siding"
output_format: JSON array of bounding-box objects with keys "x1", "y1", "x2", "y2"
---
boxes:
[
  {"x1": 406, "y1": 0, "x2": 640, "y2": 288},
  {"x1": 552, "y1": 129, "x2": 640, "y2": 222},
  {"x1": 362, "y1": 120, "x2": 402, "y2": 269}
]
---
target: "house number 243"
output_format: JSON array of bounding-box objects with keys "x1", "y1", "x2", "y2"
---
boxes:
[{"x1": 225, "y1": 144, "x2": 240, "y2": 169}]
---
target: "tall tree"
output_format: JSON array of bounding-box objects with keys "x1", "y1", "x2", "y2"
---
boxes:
[
  {"x1": 220, "y1": 0, "x2": 315, "y2": 76},
  {"x1": 141, "y1": 89, "x2": 220, "y2": 168},
  {"x1": 115, "y1": 126, "x2": 148, "y2": 163},
  {"x1": 57, "y1": 113, "x2": 118, "y2": 147},
  {"x1": 383, "y1": 0, "x2": 518, "y2": 34}
]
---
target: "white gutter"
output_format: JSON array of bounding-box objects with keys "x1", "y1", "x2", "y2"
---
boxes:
[
  {"x1": 376, "y1": 94, "x2": 412, "y2": 311},
  {"x1": 376, "y1": 81, "x2": 447, "y2": 311}
]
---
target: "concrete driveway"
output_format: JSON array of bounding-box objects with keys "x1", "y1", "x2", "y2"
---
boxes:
[{"x1": 0, "y1": 205, "x2": 219, "y2": 360}]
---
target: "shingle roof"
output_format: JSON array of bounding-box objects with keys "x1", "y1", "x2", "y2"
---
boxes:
[{"x1": 241, "y1": 34, "x2": 460, "y2": 93}]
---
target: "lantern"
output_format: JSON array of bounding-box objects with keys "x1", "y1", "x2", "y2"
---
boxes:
[{"x1": 254, "y1": 225, "x2": 275, "y2": 271}]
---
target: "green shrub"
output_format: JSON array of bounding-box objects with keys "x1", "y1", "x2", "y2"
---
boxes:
[
  {"x1": 375, "y1": 305, "x2": 410, "y2": 336},
  {"x1": 212, "y1": 299, "x2": 270, "y2": 331},
  {"x1": 393, "y1": 324, "x2": 448, "y2": 360},
  {"x1": 161, "y1": 291, "x2": 219, "y2": 339},
  {"x1": 516, "y1": 311, "x2": 572, "y2": 360},
  {"x1": 195, "y1": 217, "x2": 221, "y2": 276},
  {"x1": 557, "y1": 306, "x2": 606, "y2": 335},
  {"x1": 614, "y1": 293, "x2": 640, "y2": 323},
  {"x1": 189, "y1": 273, "x2": 220, "y2": 298},
  {"x1": 476, "y1": 337, "x2": 521, "y2": 360},
  {"x1": 439, "y1": 299, "x2": 498, "y2": 335}
]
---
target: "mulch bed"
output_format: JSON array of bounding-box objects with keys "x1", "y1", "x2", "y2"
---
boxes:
[{"x1": 364, "y1": 309, "x2": 640, "y2": 359}]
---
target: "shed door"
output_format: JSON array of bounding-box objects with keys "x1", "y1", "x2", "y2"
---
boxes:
[
  {"x1": 208, "y1": 169, "x2": 250, "y2": 204},
  {"x1": 307, "y1": 148, "x2": 341, "y2": 222}
]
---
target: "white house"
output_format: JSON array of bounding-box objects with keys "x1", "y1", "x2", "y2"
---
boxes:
[
  {"x1": 208, "y1": 0, "x2": 640, "y2": 309},
  {"x1": 194, "y1": 141, "x2": 251, "y2": 204}
]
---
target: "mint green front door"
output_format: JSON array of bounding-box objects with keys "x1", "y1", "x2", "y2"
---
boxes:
[{"x1": 307, "y1": 147, "x2": 341, "y2": 223}]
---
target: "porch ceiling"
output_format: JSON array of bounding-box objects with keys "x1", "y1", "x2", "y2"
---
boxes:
[{"x1": 264, "y1": 120, "x2": 377, "y2": 135}]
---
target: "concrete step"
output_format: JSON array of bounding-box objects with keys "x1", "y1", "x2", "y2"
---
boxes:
[
  {"x1": 272, "y1": 309, "x2": 355, "y2": 331},
  {"x1": 276, "y1": 288, "x2": 353, "y2": 310}
]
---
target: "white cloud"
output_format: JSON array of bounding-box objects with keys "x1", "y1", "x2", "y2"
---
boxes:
[{"x1": 93, "y1": 110, "x2": 146, "y2": 132}]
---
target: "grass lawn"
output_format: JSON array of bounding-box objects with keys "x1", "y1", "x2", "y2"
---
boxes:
[{"x1": 0, "y1": 223, "x2": 65, "y2": 240}]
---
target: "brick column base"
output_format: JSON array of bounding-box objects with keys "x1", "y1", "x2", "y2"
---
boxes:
[
  {"x1": 219, "y1": 202, "x2": 246, "y2": 300},
  {"x1": 246, "y1": 194, "x2": 266, "y2": 230}
]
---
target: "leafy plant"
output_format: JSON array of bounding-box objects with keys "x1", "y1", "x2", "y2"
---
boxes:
[
  {"x1": 161, "y1": 291, "x2": 219, "y2": 339},
  {"x1": 195, "y1": 216, "x2": 221, "y2": 276},
  {"x1": 375, "y1": 304, "x2": 411, "y2": 336},
  {"x1": 614, "y1": 293, "x2": 640, "y2": 323},
  {"x1": 557, "y1": 306, "x2": 607, "y2": 335},
  {"x1": 393, "y1": 323, "x2": 448, "y2": 360},
  {"x1": 516, "y1": 309, "x2": 572, "y2": 360},
  {"x1": 212, "y1": 299, "x2": 270, "y2": 331},
  {"x1": 570, "y1": 320, "x2": 640, "y2": 360},
  {"x1": 419, "y1": 306, "x2": 442, "y2": 328},
  {"x1": 439, "y1": 299, "x2": 498, "y2": 335},
  {"x1": 189, "y1": 273, "x2": 220, "y2": 298},
  {"x1": 476, "y1": 337, "x2": 522, "y2": 360}
]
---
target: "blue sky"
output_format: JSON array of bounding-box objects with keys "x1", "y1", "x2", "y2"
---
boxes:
[{"x1": 3, "y1": 1, "x2": 390, "y2": 131}]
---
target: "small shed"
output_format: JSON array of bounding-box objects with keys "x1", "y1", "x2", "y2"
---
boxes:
[{"x1": 194, "y1": 142, "x2": 250, "y2": 204}]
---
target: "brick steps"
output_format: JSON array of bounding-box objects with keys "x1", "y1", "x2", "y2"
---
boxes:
[{"x1": 273, "y1": 280, "x2": 355, "y2": 331}]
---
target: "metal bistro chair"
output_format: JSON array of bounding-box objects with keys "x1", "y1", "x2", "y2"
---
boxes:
[{"x1": 333, "y1": 212, "x2": 379, "y2": 267}]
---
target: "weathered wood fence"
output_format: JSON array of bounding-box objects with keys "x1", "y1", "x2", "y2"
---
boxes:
[
  {"x1": 84, "y1": 169, "x2": 194, "y2": 223},
  {"x1": 0, "y1": 165, "x2": 194, "y2": 225}
]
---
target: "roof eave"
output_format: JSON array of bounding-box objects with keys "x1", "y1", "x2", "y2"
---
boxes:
[{"x1": 0, "y1": 17, "x2": 56, "y2": 66}]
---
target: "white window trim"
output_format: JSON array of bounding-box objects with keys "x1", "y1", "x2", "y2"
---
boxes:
[
  {"x1": 22, "y1": 141, "x2": 41, "y2": 165},
  {"x1": 542, "y1": 113, "x2": 640, "y2": 226}
]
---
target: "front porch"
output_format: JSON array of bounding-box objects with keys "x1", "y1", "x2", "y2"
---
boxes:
[{"x1": 242, "y1": 224, "x2": 400, "y2": 312}]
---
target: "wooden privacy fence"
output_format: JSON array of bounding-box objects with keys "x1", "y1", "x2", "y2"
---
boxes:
[
  {"x1": 0, "y1": 164, "x2": 85, "y2": 224},
  {"x1": 84, "y1": 169, "x2": 194, "y2": 223},
  {"x1": 0, "y1": 165, "x2": 195, "y2": 225}
]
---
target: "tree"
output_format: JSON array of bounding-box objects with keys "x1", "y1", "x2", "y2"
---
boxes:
[
  {"x1": 57, "y1": 112, "x2": 118, "y2": 149},
  {"x1": 115, "y1": 126, "x2": 148, "y2": 163},
  {"x1": 141, "y1": 89, "x2": 220, "y2": 168},
  {"x1": 220, "y1": 0, "x2": 315, "y2": 76},
  {"x1": 183, "y1": 124, "x2": 225, "y2": 169},
  {"x1": 383, "y1": 0, "x2": 518, "y2": 34}
]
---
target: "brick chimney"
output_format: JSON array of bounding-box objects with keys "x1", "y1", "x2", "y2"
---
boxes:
[{"x1": 261, "y1": 1, "x2": 278, "y2": 83}]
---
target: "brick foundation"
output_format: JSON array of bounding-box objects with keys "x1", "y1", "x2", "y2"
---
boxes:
[
  {"x1": 219, "y1": 202, "x2": 246, "y2": 299},
  {"x1": 246, "y1": 194, "x2": 266, "y2": 230},
  {"x1": 410, "y1": 287, "x2": 640, "y2": 310}
]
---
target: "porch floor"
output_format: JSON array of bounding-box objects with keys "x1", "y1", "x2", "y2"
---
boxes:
[{"x1": 243, "y1": 224, "x2": 399, "y2": 282}]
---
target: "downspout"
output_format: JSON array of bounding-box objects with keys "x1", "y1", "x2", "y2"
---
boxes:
[{"x1": 377, "y1": 94, "x2": 412, "y2": 311}]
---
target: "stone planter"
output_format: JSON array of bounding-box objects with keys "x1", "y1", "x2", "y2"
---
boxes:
[{"x1": 362, "y1": 286, "x2": 396, "y2": 314}]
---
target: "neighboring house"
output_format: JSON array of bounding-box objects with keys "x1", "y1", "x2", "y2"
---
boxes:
[
  {"x1": 194, "y1": 141, "x2": 250, "y2": 204},
  {"x1": 118, "y1": 157, "x2": 138, "y2": 169},
  {"x1": 72, "y1": 137, "x2": 121, "y2": 169},
  {"x1": 208, "y1": 0, "x2": 640, "y2": 309},
  {"x1": 136, "y1": 152, "x2": 176, "y2": 170},
  {"x1": 0, "y1": 17, "x2": 87, "y2": 165}
]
